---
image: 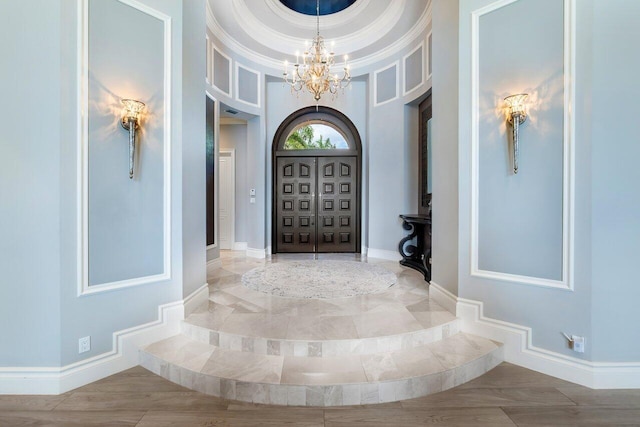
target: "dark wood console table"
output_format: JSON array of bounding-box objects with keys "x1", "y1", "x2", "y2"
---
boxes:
[{"x1": 398, "y1": 214, "x2": 431, "y2": 282}]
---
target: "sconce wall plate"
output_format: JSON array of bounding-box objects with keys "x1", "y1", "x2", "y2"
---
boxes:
[
  {"x1": 504, "y1": 93, "x2": 528, "y2": 174},
  {"x1": 120, "y1": 99, "x2": 145, "y2": 179}
]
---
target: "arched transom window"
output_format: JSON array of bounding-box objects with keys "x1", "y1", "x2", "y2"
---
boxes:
[{"x1": 284, "y1": 122, "x2": 350, "y2": 150}]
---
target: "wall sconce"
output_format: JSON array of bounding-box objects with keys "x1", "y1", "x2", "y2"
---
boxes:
[
  {"x1": 504, "y1": 93, "x2": 528, "y2": 174},
  {"x1": 120, "y1": 99, "x2": 145, "y2": 179}
]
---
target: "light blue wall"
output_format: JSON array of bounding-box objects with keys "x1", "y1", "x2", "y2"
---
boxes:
[
  {"x1": 0, "y1": 0, "x2": 62, "y2": 366},
  {"x1": 87, "y1": 0, "x2": 165, "y2": 285},
  {"x1": 457, "y1": 0, "x2": 592, "y2": 360},
  {"x1": 477, "y1": 0, "x2": 564, "y2": 280},
  {"x1": 431, "y1": 0, "x2": 459, "y2": 295},
  {"x1": 590, "y1": 0, "x2": 640, "y2": 361},
  {"x1": 0, "y1": 0, "x2": 206, "y2": 367},
  {"x1": 453, "y1": 0, "x2": 640, "y2": 362},
  {"x1": 181, "y1": 0, "x2": 207, "y2": 297},
  {"x1": 59, "y1": 0, "x2": 189, "y2": 365}
]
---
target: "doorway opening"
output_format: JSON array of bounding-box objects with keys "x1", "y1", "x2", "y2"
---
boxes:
[{"x1": 272, "y1": 106, "x2": 362, "y2": 254}]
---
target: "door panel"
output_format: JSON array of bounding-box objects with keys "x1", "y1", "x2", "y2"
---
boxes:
[
  {"x1": 276, "y1": 157, "x2": 317, "y2": 252},
  {"x1": 317, "y1": 156, "x2": 357, "y2": 253},
  {"x1": 219, "y1": 153, "x2": 234, "y2": 250}
]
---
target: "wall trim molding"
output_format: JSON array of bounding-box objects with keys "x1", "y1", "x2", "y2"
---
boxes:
[
  {"x1": 246, "y1": 247, "x2": 267, "y2": 259},
  {"x1": 429, "y1": 282, "x2": 640, "y2": 389},
  {"x1": 428, "y1": 281, "x2": 458, "y2": 314},
  {"x1": 206, "y1": 257, "x2": 223, "y2": 270},
  {"x1": 234, "y1": 62, "x2": 261, "y2": 108},
  {"x1": 367, "y1": 248, "x2": 401, "y2": 261},
  {"x1": 212, "y1": 45, "x2": 233, "y2": 98},
  {"x1": 233, "y1": 242, "x2": 248, "y2": 251},
  {"x1": 402, "y1": 41, "x2": 425, "y2": 97},
  {"x1": 183, "y1": 283, "x2": 209, "y2": 317},
  {"x1": 469, "y1": 0, "x2": 575, "y2": 290},
  {"x1": 205, "y1": 34, "x2": 211, "y2": 85},
  {"x1": 0, "y1": 282, "x2": 210, "y2": 394},
  {"x1": 76, "y1": 0, "x2": 173, "y2": 296},
  {"x1": 373, "y1": 60, "x2": 400, "y2": 107}
]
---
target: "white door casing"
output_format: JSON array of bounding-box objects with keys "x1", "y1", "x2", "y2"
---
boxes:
[{"x1": 219, "y1": 150, "x2": 235, "y2": 250}]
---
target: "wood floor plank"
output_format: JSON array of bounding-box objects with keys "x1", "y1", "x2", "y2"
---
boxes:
[
  {"x1": 136, "y1": 409, "x2": 324, "y2": 427},
  {"x1": 557, "y1": 386, "x2": 640, "y2": 406},
  {"x1": 457, "y1": 363, "x2": 576, "y2": 389},
  {"x1": 54, "y1": 391, "x2": 228, "y2": 412},
  {"x1": 324, "y1": 407, "x2": 517, "y2": 426},
  {"x1": 0, "y1": 395, "x2": 68, "y2": 411},
  {"x1": 74, "y1": 372, "x2": 191, "y2": 393},
  {"x1": 399, "y1": 387, "x2": 576, "y2": 408},
  {"x1": 503, "y1": 405, "x2": 640, "y2": 426},
  {"x1": 0, "y1": 410, "x2": 144, "y2": 426}
]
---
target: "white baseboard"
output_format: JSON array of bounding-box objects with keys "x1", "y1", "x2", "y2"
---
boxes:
[
  {"x1": 206, "y1": 257, "x2": 222, "y2": 270},
  {"x1": 0, "y1": 284, "x2": 207, "y2": 395},
  {"x1": 246, "y1": 247, "x2": 266, "y2": 259},
  {"x1": 183, "y1": 283, "x2": 209, "y2": 317},
  {"x1": 232, "y1": 242, "x2": 247, "y2": 251},
  {"x1": 367, "y1": 248, "x2": 401, "y2": 261},
  {"x1": 429, "y1": 282, "x2": 640, "y2": 389},
  {"x1": 428, "y1": 281, "x2": 458, "y2": 314}
]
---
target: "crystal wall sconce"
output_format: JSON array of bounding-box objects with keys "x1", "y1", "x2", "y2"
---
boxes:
[
  {"x1": 120, "y1": 99, "x2": 145, "y2": 179},
  {"x1": 504, "y1": 93, "x2": 528, "y2": 174}
]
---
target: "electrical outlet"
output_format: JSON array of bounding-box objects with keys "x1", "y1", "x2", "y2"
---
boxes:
[
  {"x1": 571, "y1": 335, "x2": 585, "y2": 353},
  {"x1": 78, "y1": 336, "x2": 91, "y2": 354}
]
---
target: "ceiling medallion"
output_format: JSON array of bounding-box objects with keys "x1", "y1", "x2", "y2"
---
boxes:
[{"x1": 282, "y1": 0, "x2": 351, "y2": 102}]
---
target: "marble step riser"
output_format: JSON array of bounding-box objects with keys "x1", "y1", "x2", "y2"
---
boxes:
[
  {"x1": 181, "y1": 319, "x2": 460, "y2": 358},
  {"x1": 139, "y1": 346, "x2": 503, "y2": 406}
]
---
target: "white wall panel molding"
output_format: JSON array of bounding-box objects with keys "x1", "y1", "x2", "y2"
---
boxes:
[
  {"x1": 373, "y1": 61, "x2": 399, "y2": 107},
  {"x1": 428, "y1": 282, "x2": 640, "y2": 389},
  {"x1": 77, "y1": 0, "x2": 172, "y2": 296},
  {"x1": 426, "y1": 30, "x2": 433, "y2": 80},
  {"x1": 234, "y1": 62, "x2": 261, "y2": 108},
  {"x1": 0, "y1": 283, "x2": 208, "y2": 394},
  {"x1": 206, "y1": 34, "x2": 212, "y2": 84},
  {"x1": 402, "y1": 41, "x2": 425, "y2": 97},
  {"x1": 212, "y1": 45, "x2": 232, "y2": 98},
  {"x1": 469, "y1": 0, "x2": 575, "y2": 290},
  {"x1": 206, "y1": 1, "x2": 431, "y2": 76}
]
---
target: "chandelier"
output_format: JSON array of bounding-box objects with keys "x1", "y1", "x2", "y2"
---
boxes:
[{"x1": 283, "y1": 0, "x2": 351, "y2": 102}]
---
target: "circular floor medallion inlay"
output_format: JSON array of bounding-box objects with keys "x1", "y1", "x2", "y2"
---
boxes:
[{"x1": 241, "y1": 260, "x2": 397, "y2": 299}]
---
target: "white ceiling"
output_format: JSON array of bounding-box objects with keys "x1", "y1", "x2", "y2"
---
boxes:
[{"x1": 206, "y1": 0, "x2": 431, "y2": 74}]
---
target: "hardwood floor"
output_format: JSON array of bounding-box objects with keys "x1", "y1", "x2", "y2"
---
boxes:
[{"x1": 1, "y1": 363, "x2": 639, "y2": 426}]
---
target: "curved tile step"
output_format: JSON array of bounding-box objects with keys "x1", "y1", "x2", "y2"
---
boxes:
[
  {"x1": 182, "y1": 299, "x2": 459, "y2": 357},
  {"x1": 139, "y1": 332, "x2": 503, "y2": 406}
]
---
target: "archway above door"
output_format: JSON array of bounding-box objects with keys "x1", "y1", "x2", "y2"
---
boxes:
[{"x1": 272, "y1": 106, "x2": 362, "y2": 254}]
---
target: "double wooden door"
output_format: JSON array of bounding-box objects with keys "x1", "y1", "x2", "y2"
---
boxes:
[{"x1": 275, "y1": 156, "x2": 358, "y2": 253}]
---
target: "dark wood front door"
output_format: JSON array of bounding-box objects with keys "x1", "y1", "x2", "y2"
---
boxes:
[
  {"x1": 275, "y1": 156, "x2": 357, "y2": 253},
  {"x1": 317, "y1": 157, "x2": 357, "y2": 252}
]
